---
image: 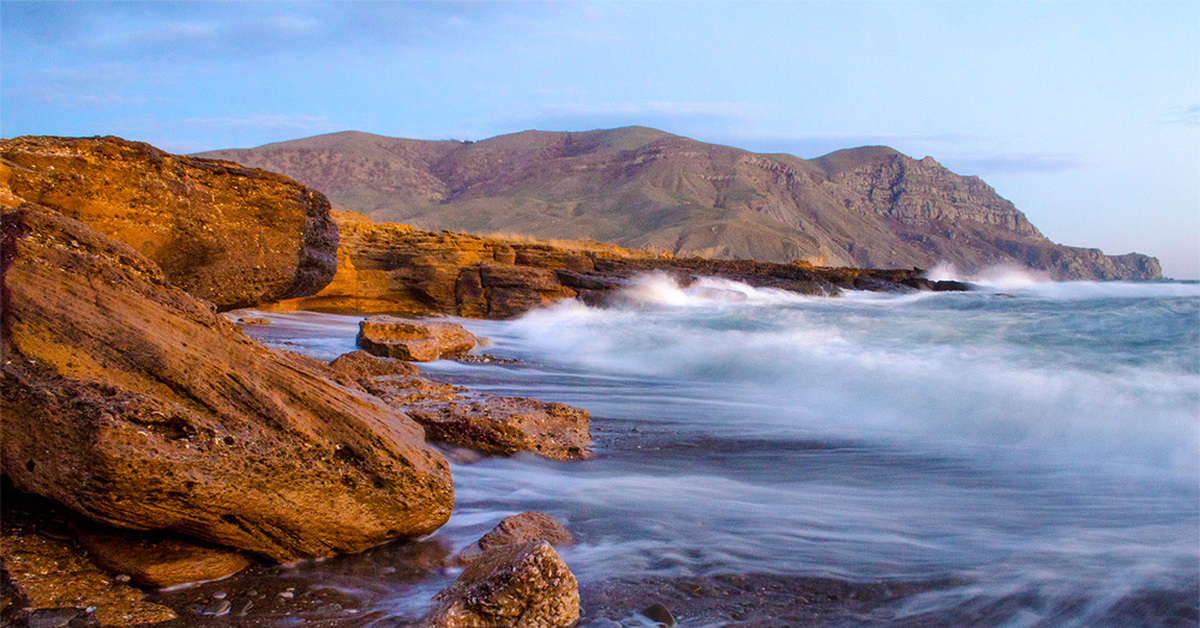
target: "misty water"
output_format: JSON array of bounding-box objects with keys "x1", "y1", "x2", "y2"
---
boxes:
[{"x1": 234, "y1": 273, "x2": 1199, "y2": 627}]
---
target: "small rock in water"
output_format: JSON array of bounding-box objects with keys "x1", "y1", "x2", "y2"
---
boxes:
[
  {"x1": 278, "y1": 591, "x2": 295, "y2": 599},
  {"x1": 27, "y1": 607, "x2": 91, "y2": 628},
  {"x1": 202, "y1": 599, "x2": 232, "y2": 616},
  {"x1": 230, "y1": 599, "x2": 253, "y2": 617},
  {"x1": 211, "y1": 591, "x2": 227, "y2": 600},
  {"x1": 641, "y1": 602, "x2": 675, "y2": 626},
  {"x1": 114, "y1": 574, "x2": 131, "y2": 584}
]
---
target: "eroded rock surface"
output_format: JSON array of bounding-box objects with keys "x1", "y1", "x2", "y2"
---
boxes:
[
  {"x1": 454, "y1": 512, "x2": 574, "y2": 567},
  {"x1": 73, "y1": 523, "x2": 253, "y2": 589},
  {"x1": 418, "y1": 541, "x2": 580, "y2": 628},
  {"x1": 0, "y1": 135, "x2": 338, "y2": 310},
  {"x1": 263, "y1": 212, "x2": 960, "y2": 319},
  {"x1": 360, "y1": 373, "x2": 591, "y2": 460},
  {"x1": 1, "y1": 203, "x2": 453, "y2": 562},
  {"x1": 356, "y1": 316, "x2": 477, "y2": 361}
]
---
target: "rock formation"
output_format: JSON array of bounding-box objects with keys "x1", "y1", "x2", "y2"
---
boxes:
[
  {"x1": 198, "y1": 127, "x2": 1161, "y2": 280},
  {"x1": 332, "y1": 352, "x2": 591, "y2": 460},
  {"x1": 357, "y1": 316, "x2": 478, "y2": 361},
  {"x1": 1, "y1": 199, "x2": 453, "y2": 562},
  {"x1": 261, "y1": 211, "x2": 960, "y2": 319},
  {"x1": 1, "y1": 135, "x2": 338, "y2": 310},
  {"x1": 419, "y1": 541, "x2": 580, "y2": 628},
  {"x1": 453, "y1": 511, "x2": 575, "y2": 566}
]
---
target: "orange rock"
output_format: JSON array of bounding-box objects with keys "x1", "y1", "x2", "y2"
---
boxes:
[
  {"x1": 0, "y1": 135, "x2": 338, "y2": 310},
  {"x1": 1, "y1": 203, "x2": 452, "y2": 562},
  {"x1": 418, "y1": 541, "x2": 580, "y2": 628},
  {"x1": 356, "y1": 316, "x2": 477, "y2": 362},
  {"x1": 73, "y1": 524, "x2": 252, "y2": 589}
]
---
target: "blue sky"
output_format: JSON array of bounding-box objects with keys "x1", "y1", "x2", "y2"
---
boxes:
[{"x1": 3, "y1": 1, "x2": 1197, "y2": 278}]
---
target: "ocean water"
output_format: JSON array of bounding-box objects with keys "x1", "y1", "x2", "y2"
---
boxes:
[{"x1": 234, "y1": 273, "x2": 1199, "y2": 627}]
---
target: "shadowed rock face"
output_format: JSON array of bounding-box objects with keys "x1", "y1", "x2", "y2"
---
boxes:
[
  {"x1": 0, "y1": 135, "x2": 338, "y2": 310},
  {"x1": 198, "y1": 127, "x2": 1161, "y2": 280},
  {"x1": 1, "y1": 202, "x2": 453, "y2": 562}
]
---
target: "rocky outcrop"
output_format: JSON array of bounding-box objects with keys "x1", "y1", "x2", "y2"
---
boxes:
[
  {"x1": 199, "y1": 127, "x2": 1161, "y2": 280},
  {"x1": 418, "y1": 541, "x2": 580, "y2": 628},
  {"x1": 261, "y1": 212, "x2": 960, "y2": 319},
  {"x1": 1, "y1": 202, "x2": 453, "y2": 562},
  {"x1": 340, "y1": 360, "x2": 591, "y2": 460},
  {"x1": 0, "y1": 135, "x2": 338, "y2": 310},
  {"x1": 356, "y1": 316, "x2": 477, "y2": 361}
]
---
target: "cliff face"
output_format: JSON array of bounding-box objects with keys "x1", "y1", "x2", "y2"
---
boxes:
[{"x1": 198, "y1": 128, "x2": 1161, "y2": 281}]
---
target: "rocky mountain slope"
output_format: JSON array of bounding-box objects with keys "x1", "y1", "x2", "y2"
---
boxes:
[{"x1": 199, "y1": 127, "x2": 1161, "y2": 280}]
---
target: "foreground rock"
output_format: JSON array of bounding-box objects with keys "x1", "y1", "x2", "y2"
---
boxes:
[
  {"x1": 454, "y1": 511, "x2": 575, "y2": 566},
  {"x1": 74, "y1": 524, "x2": 253, "y2": 589},
  {"x1": 2, "y1": 531, "x2": 178, "y2": 626},
  {"x1": 418, "y1": 541, "x2": 580, "y2": 628},
  {"x1": 349, "y1": 368, "x2": 591, "y2": 460},
  {"x1": 261, "y1": 212, "x2": 969, "y2": 319},
  {"x1": 0, "y1": 135, "x2": 338, "y2": 310},
  {"x1": 1, "y1": 202, "x2": 453, "y2": 562},
  {"x1": 356, "y1": 316, "x2": 477, "y2": 361}
]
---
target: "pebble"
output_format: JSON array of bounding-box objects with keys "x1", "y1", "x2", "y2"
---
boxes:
[
  {"x1": 211, "y1": 591, "x2": 227, "y2": 600},
  {"x1": 202, "y1": 599, "x2": 232, "y2": 616},
  {"x1": 278, "y1": 591, "x2": 295, "y2": 599},
  {"x1": 231, "y1": 599, "x2": 253, "y2": 616},
  {"x1": 642, "y1": 602, "x2": 675, "y2": 626},
  {"x1": 27, "y1": 608, "x2": 85, "y2": 628},
  {"x1": 114, "y1": 574, "x2": 131, "y2": 584}
]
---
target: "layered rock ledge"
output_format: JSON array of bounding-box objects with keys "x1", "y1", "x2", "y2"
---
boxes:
[{"x1": 262, "y1": 211, "x2": 967, "y2": 319}]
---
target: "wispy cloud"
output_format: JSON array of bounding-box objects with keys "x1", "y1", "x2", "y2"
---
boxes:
[{"x1": 1159, "y1": 104, "x2": 1200, "y2": 126}]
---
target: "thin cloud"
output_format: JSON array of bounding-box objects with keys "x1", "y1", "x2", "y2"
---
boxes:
[{"x1": 1159, "y1": 104, "x2": 1199, "y2": 126}]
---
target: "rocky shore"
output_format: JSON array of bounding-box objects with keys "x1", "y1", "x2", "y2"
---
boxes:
[{"x1": 1, "y1": 136, "x2": 963, "y2": 626}]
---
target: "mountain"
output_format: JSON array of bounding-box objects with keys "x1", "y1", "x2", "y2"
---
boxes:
[{"x1": 197, "y1": 127, "x2": 1161, "y2": 280}]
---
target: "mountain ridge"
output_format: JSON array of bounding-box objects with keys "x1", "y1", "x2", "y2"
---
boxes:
[{"x1": 197, "y1": 127, "x2": 1161, "y2": 280}]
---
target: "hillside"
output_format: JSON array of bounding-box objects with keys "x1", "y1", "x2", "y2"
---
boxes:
[{"x1": 199, "y1": 127, "x2": 1161, "y2": 280}]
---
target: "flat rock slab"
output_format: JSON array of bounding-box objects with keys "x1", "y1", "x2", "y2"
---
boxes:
[
  {"x1": 1, "y1": 532, "x2": 178, "y2": 627},
  {"x1": 356, "y1": 316, "x2": 477, "y2": 362},
  {"x1": 74, "y1": 523, "x2": 253, "y2": 589},
  {"x1": 364, "y1": 375, "x2": 591, "y2": 461}
]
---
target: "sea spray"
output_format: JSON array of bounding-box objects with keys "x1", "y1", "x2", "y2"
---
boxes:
[{"x1": 233, "y1": 274, "x2": 1200, "y2": 626}]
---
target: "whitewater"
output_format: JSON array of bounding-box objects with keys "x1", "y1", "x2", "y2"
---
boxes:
[{"x1": 234, "y1": 274, "x2": 1199, "y2": 627}]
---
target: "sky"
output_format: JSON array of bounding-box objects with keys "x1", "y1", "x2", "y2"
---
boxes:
[{"x1": 3, "y1": 1, "x2": 1198, "y2": 278}]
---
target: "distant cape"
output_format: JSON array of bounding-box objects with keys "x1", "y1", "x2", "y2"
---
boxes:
[{"x1": 198, "y1": 127, "x2": 1161, "y2": 280}]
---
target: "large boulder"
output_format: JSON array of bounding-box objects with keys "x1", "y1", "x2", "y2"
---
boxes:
[
  {"x1": 418, "y1": 541, "x2": 580, "y2": 628},
  {"x1": 356, "y1": 316, "x2": 477, "y2": 362},
  {"x1": 0, "y1": 135, "x2": 338, "y2": 310},
  {"x1": 0, "y1": 203, "x2": 453, "y2": 562}
]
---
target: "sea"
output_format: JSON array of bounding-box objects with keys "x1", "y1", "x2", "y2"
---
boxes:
[{"x1": 229, "y1": 271, "x2": 1199, "y2": 627}]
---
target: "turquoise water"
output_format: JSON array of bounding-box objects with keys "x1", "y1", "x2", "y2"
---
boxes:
[{"x1": 237, "y1": 275, "x2": 1200, "y2": 626}]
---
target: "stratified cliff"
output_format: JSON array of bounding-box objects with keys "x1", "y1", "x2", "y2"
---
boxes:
[{"x1": 198, "y1": 127, "x2": 1161, "y2": 281}]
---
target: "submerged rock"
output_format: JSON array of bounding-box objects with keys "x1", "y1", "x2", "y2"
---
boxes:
[
  {"x1": 419, "y1": 541, "x2": 580, "y2": 628},
  {"x1": 356, "y1": 316, "x2": 477, "y2": 361},
  {"x1": 1, "y1": 203, "x2": 453, "y2": 562},
  {"x1": 0, "y1": 135, "x2": 338, "y2": 310},
  {"x1": 363, "y1": 374, "x2": 591, "y2": 460}
]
